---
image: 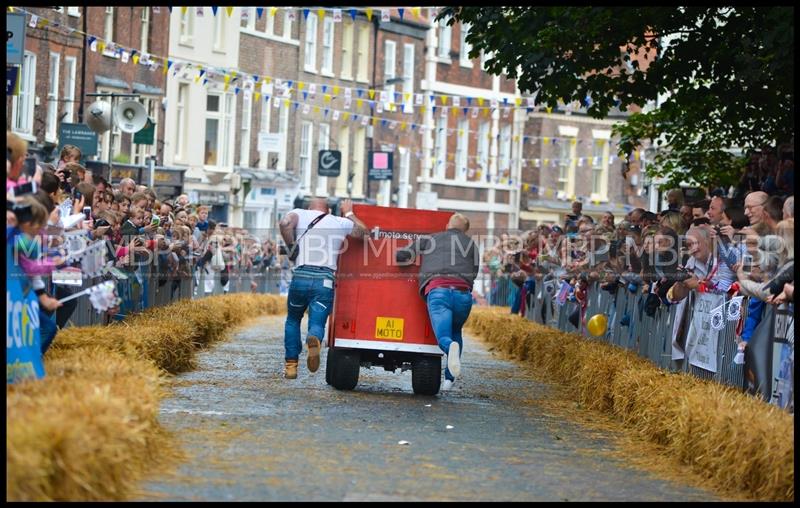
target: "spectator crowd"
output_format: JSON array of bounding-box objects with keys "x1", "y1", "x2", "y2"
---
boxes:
[{"x1": 7, "y1": 131, "x2": 288, "y2": 381}]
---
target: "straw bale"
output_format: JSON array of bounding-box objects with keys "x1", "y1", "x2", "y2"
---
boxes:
[
  {"x1": 465, "y1": 308, "x2": 794, "y2": 501},
  {"x1": 7, "y1": 294, "x2": 286, "y2": 501}
]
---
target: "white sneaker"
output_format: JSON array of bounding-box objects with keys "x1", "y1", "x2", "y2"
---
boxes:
[
  {"x1": 442, "y1": 379, "x2": 454, "y2": 392},
  {"x1": 447, "y1": 342, "x2": 461, "y2": 379}
]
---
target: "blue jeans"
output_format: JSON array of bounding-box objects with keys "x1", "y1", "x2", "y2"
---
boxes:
[
  {"x1": 426, "y1": 288, "x2": 473, "y2": 381},
  {"x1": 284, "y1": 274, "x2": 334, "y2": 361}
]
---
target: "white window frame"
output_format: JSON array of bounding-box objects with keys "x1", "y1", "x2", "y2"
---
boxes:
[
  {"x1": 591, "y1": 131, "x2": 611, "y2": 200},
  {"x1": 398, "y1": 147, "x2": 410, "y2": 208},
  {"x1": 402, "y1": 44, "x2": 414, "y2": 113},
  {"x1": 499, "y1": 125, "x2": 512, "y2": 175},
  {"x1": 437, "y1": 19, "x2": 451, "y2": 60},
  {"x1": 459, "y1": 22, "x2": 473, "y2": 68},
  {"x1": 104, "y1": 7, "x2": 114, "y2": 43},
  {"x1": 336, "y1": 125, "x2": 350, "y2": 195},
  {"x1": 174, "y1": 83, "x2": 188, "y2": 162},
  {"x1": 557, "y1": 139, "x2": 576, "y2": 193},
  {"x1": 46, "y1": 52, "x2": 61, "y2": 143},
  {"x1": 63, "y1": 56, "x2": 77, "y2": 124},
  {"x1": 12, "y1": 51, "x2": 36, "y2": 137},
  {"x1": 435, "y1": 116, "x2": 448, "y2": 179},
  {"x1": 239, "y1": 90, "x2": 253, "y2": 167},
  {"x1": 258, "y1": 88, "x2": 273, "y2": 169},
  {"x1": 456, "y1": 118, "x2": 469, "y2": 181},
  {"x1": 67, "y1": 6, "x2": 81, "y2": 17},
  {"x1": 140, "y1": 7, "x2": 150, "y2": 53},
  {"x1": 222, "y1": 94, "x2": 234, "y2": 167},
  {"x1": 179, "y1": 8, "x2": 194, "y2": 46},
  {"x1": 204, "y1": 93, "x2": 225, "y2": 168},
  {"x1": 300, "y1": 121, "x2": 313, "y2": 193},
  {"x1": 278, "y1": 102, "x2": 289, "y2": 171},
  {"x1": 304, "y1": 13, "x2": 318, "y2": 73},
  {"x1": 477, "y1": 121, "x2": 490, "y2": 174},
  {"x1": 316, "y1": 123, "x2": 330, "y2": 195},
  {"x1": 283, "y1": 10, "x2": 294, "y2": 39},
  {"x1": 384, "y1": 40, "x2": 396, "y2": 101},
  {"x1": 356, "y1": 24, "x2": 369, "y2": 83},
  {"x1": 213, "y1": 12, "x2": 226, "y2": 52},
  {"x1": 321, "y1": 17, "x2": 335, "y2": 75},
  {"x1": 341, "y1": 21, "x2": 354, "y2": 80},
  {"x1": 351, "y1": 127, "x2": 366, "y2": 198}
]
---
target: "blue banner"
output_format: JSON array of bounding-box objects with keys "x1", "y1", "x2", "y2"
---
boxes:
[{"x1": 6, "y1": 239, "x2": 44, "y2": 384}]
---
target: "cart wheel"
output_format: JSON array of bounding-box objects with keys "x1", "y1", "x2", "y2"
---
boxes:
[
  {"x1": 412, "y1": 355, "x2": 442, "y2": 396},
  {"x1": 325, "y1": 346, "x2": 332, "y2": 385},
  {"x1": 330, "y1": 349, "x2": 360, "y2": 391}
]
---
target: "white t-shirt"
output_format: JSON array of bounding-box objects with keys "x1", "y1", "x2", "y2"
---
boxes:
[{"x1": 290, "y1": 209, "x2": 354, "y2": 272}]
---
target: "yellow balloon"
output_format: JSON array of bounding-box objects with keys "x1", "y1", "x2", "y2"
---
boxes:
[{"x1": 587, "y1": 314, "x2": 608, "y2": 337}]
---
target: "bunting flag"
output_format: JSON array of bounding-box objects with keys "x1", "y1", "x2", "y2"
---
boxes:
[
  {"x1": 441, "y1": 96, "x2": 448, "y2": 105},
  {"x1": 343, "y1": 112, "x2": 350, "y2": 121},
  {"x1": 333, "y1": 9, "x2": 342, "y2": 22},
  {"x1": 181, "y1": 7, "x2": 188, "y2": 15},
  {"x1": 212, "y1": 6, "x2": 218, "y2": 16},
  {"x1": 303, "y1": 8, "x2": 310, "y2": 19},
  {"x1": 356, "y1": 99, "x2": 363, "y2": 109},
  {"x1": 98, "y1": 41, "x2": 106, "y2": 53},
  {"x1": 365, "y1": 8, "x2": 373, "y2": 21},
  {"x1": 225, "y1": 7, "x2": 233, "y2": 17},
  {"x1": 411, "y1": 7, "x2": 420, "y2": 18},
  {"x1": 162, "y1": 58, "x2": 169, "y2": 75},
  {"x1": 254, "y1": 92, "x2": 261, "y2": 101},
  {"x1": 381, "y1": 9, "x2": 390, "y2": 22},
  {"x1": 356, "y1": 89, "x2": 363, "y2": 98},
  {"x1": 323, "y1": 94, "x2": 332, "y2": 103},
  {"x1": 317, "y1": 8, "x2": 324, "y2": 20},
  {"x1": 477, "y1": 97, "x2": 484, "y2": 106},
  {"x1": 303, "y1": 91, "x2": 308, "y2": 101},
  {"x1": 398, "y1": 8, "x2": 405, "y2": 19},
  {"x1": 256, "y1": 7, "x2": 264, "y2": 18},
  {"x1": 333, "y1": 85, "x2": 340, "y2": 95},
  {"x1": 350, "y1": 9, "x2": 357, "y2": 20},
  {"x1": 368, "y1": 89, "x2": 375, "y2": 100},
  {"x1": 270, "y1": 7, "x2": 277, "y2": 17},
  {"x1": 132, "y1": 53, "x2": 139, "y2": 65}
]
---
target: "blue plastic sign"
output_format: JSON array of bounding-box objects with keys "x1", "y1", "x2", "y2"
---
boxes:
[{"x1": 6, "y1": 239, "x2": 44, "y2": 384}]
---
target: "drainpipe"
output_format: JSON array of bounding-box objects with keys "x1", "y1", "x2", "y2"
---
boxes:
[{"x1": 78, "y1": 5, "x2": 88, "y2": 122}]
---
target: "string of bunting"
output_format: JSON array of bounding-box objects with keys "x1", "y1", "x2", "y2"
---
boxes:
[{"x1": 12, "y1": 6, "x2": 618, "y2": 114}]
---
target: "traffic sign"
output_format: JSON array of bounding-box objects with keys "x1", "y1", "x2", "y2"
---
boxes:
[{"x1": 318, "y1": 150, "x2": 342, "y2": 177}]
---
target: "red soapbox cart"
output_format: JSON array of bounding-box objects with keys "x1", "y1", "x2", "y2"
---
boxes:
[{"x1": 325, "y1": 204, "x2": 454, "y2": 395}]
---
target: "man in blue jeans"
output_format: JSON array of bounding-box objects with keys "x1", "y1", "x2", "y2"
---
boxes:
[
  {"x1": 396, "y1": 213, "x2": 480, "y2": 391},
  {"x1": 279, "y1": 197, "x2": 367, "y2": 379}
]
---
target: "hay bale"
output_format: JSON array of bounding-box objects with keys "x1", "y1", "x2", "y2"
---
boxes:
[
  {"x1": 7, "y1": 294, "x2": 286, "y2": 501},
  {"x1": 465, "y1": 308, "x2": 794, "y2": 501}
]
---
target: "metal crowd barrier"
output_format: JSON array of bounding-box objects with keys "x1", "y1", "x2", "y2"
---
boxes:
[
  {"x1": 488, "y1": 274, "x2": 520, "y2": 307},
  {"x1": 525, "y1": 277, "x2": 747, "y2": 389}
]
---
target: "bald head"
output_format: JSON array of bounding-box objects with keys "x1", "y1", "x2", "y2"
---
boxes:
[
  {"x1": 744, "y1": 191, "x2": 769, "y2": 226},
  {"x1": 309, "y1": 197, "x2": 329, "y2": 212},
  {"x1": 448, "y1": 213, "x2": 470, "y2": 232}
]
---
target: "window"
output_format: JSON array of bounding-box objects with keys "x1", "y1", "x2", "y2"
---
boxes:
[
  {"x1": 213, "y1": 11, "x2": 226, "y2": 51},
  {"x1": 398, "y1": 148, "x2": 410, "y2": 208},
  {"x1": 336, "y1": 126, "x2": 350, "y2": 195},
  {"x1": 356, "y1": 24, "x2": 369, "y2": 82},
  {"x1": 67, "y1": 6, "x2": 80, "y2": 17},
  {"x1": 435, "y1": 116, "x2": 448, "y2": 179},
  {"x1": 456, "y1": 119, "x2": 469, "y2": 181},
  {"x1": 352, "y1": 127, "x2": 366, "y2": 197},
  {"x1": 239, "y1": 90, "x2": 252, "y2": 166},
  {"x1": 499, "y1": 125, "x2": 512, "y2": 177},
  {"x1": 278, "y1": 102, "x2": 288, "y2": 170},
  {"x1": 300, "y1": 122, "x2": 313, "y2": 192},
  {"x1": 104, "y1": 7, "x2": 114, "y2": 42},
  {"x1": 244, "y1": 211, "x2": 258, "y2": 229},
  {"x1": 477, "y1": 121, "x2": 490, "y2": 174},
  {"x1": 321, "y1": 17, "x2": 334, "y2": 74},
  {"x1": 402, "y1": 44, "x2": 414, "y2": 112},
  {"x1": 459, "y1": 22, "x2": 473, "y2": 67},
  {"x1": 341, "y1": 21, "x2": 354, "y2": 79},
  {"x1": 179, "y1": 7, "x2": 194, "y2": 45},
  {"x1": 63, "y1": 56, "x2": 77, "y2": 124},
  {"x1": 222, "y1": 94, "x2": 234, "y2": 166},
  {"x1": 12, "y1": 51, "x2": 36, "y2": 135},
  {"x1": 437, "y1": 19, "x2": 451, "y2": 58},
  {"x1": 140, "y1": 8, "x2": 150, "y2": 53},
  {"x1": 591, "y1": 139, "x2": 609, "y2": 198},
  {"x1": 240, "y1": 7, "x2": 255, "y2": 30},
  {"x1": 258, "y1": 89, "x2": 273, "y2": 169},
  {"x1": 46, "y1": 52, "x2": 61, "y2": 142},
  {"x1": 283, "y1": 10, "x2": 293, "y2": 38},
  {"x1": 174, "y1": 83, "x2": 188, "y2": 161},
  {"x1": 304, "y1": 13, "x2": 317, "y2": 72},
  {"x1": 557, "y1": 140, "x2": 571, "y2": 192},
  {"x1": 316, "y1": 123, "x2": 330, "y2": 195},
  {"x1": 384, "y1": 40, "x2": 396, "y2": 100},
  {"x1": 205, "y1": 94, "x2": 221, "y2": 166}
]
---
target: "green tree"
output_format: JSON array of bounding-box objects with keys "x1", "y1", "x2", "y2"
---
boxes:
[{"x1": 438, "y1": 7, "x2": 794, "y2": 189}]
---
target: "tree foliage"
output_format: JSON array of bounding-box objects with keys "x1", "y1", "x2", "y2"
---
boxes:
[{"x1": 438, "y1": 7, "x2": 794, "y2": 189}]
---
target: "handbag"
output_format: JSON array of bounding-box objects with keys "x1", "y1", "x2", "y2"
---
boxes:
[{"x1": 288, "y1": 213, "x2": 328, "y2": 262}]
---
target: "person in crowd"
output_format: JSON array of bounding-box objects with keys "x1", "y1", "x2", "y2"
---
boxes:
[
  {"x1": 783, "y1": 196, "x2": 794, "y2": 220},
  {"x1": 279, "y1": 198, "x2": 367, "y2": 380},
  {"x1": 118, "y1": 177, "x2": 137, "y2": 197},
  {"x1": 744, "y1": 191, "x2": 770, "y2": 234},
  {"x1": 666, "y1": 189, "x2": 684, "y2": 212},
  {"x1": 565, "y1": 200, "x2": 584, "y2": 228},
  {"x1": 667, "y1": 226, "x2": 736, "y2": 303},
  {"x1": 691, "y1": 200, "x2": 710, "y2": 220},
  {"x1": 706, "y1": 195, "x2": 730, "y2": 226},
  {"x1": 600, "y1": 211, "x2": 615, "y2": 230},
  {"x1": 763, "y1": 196, "x2": 784, "y2": 232},
  {"x1": 679, "y1": 204, "x2": 694, "y2": 230},
  {"x1": 396, "y1": 213, "x2": 480, "y2": 392}
]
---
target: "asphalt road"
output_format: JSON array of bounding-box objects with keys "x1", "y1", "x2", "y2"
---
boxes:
[{"x1": 138, "y1": 315, "x2": 720, "y2": 502}]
